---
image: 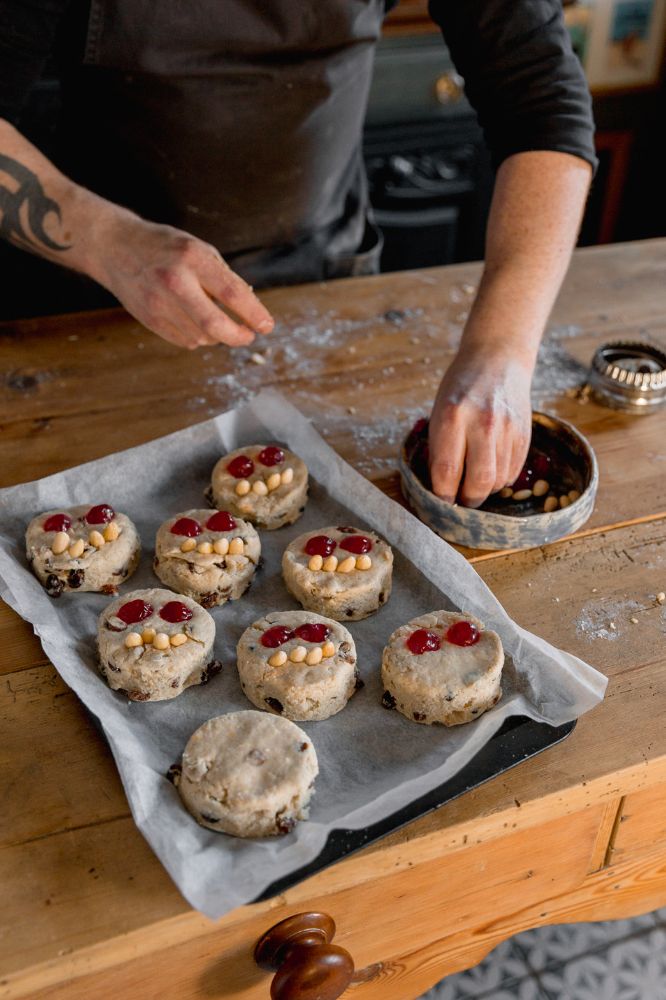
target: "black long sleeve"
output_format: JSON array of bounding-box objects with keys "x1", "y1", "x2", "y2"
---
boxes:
[{"x1": 428, "y1": 0, "x2": 598, "y2": 172}]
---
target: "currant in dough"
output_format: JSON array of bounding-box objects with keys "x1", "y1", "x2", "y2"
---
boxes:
[
  {"x1": 282, "y1": 525, "x2": 393, "y2": 621},
  {"x1": 237, "y1": 611, "x2": 358, "y2": 722},
  {"x1": 208, "y1": 444, "x2": 308, "y2": 530},
  {"x1": 25, "y1": 504, "x2": 140, "y2": 597},
  {"x1": 97, "y1": 588, "x2": 219, "y2": 701},
  {"x1": 173, "y1": 710, "x2": 318, "y2": 837},
  {"x1": 153, "y1": 509, "x2": 261, "y2": 608},
  {"x1": 381, "y1": 610, "x2": 503, "y2": 726}
]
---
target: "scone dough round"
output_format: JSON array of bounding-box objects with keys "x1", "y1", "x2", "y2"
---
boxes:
[
  {"x1": 237, "y1": 611, "x2": 358, "y2": 722},
  {"x1": 174, "y1": 710, "x2": 318, "y2": 837},
  {"x1": 381, "y1": 611, "x2": 503, "y2": 726},
  {"x1": 209, "y1": 444, "x2": 308, "y2": 530},
  {"x1": 97, "y1": 588, "x2": 218, "y2": 701},
  {"x1": 282, "y1": 525, "x2": 393, "y2": 621},
  {"x1": 153, "y1": 508, "x2": 261, "y2": 608},
  {"x1": 26, "y1": 504, "x2": 140, "y2": 597}
]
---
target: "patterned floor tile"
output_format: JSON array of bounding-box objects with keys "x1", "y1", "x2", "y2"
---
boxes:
[
  {"x1": 539, "y1": 926, "x2": 666, "y2": 1000},
  {"x1": 514, "y1": 913, "x2": 658, "y2": 972},
  {"x1": 419, "y1": 938, "x2": 532, "y2": 998},
  {"x1": 423, "y1": 973, "x2": 546, "y2": 1000}
]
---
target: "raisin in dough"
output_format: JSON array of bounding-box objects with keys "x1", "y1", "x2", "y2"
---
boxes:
[
  {"x1": 237, "y1": 611, "x2": 358, "y2": 722},
  {"x1": 174, "y1": 710, "x2": 318, "y2": 837},
  {"x1": 381, "y1": 611, "x2": 503, "y2": 726},
  {"x1": 26, "y1": 504, "x2": 140, "y2": 597},
  {"x1": 153, "y1": 509, "x2": 260, "y2": 609},
  {"x1": 209, "y1": 444, "x2": 308, "y2": 530},
  {"x1": 97, "y1": 588, "x2": 218, "y2": 701},
  {"x1": 282, "y1": 525, "x2": 393, "y2": 621}
]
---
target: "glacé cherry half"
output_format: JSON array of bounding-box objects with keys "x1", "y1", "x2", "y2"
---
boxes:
[
  {"x1": 85, "y1": 504, "x2": 115, "y2": 525},
  {"x1": 227, "y1": 455, "x2": 255, "y2": 479},
  {"x1": 43, "y1": 513, "x2": 71, "y2": 533},
  {"x1": 339, "y1": 534, "x2": 373, "y2": 555},
  {"x1": 406, "y1": 629, "x2": 442, "y2": 655},
  {"x1": 304, "y1": 535, "x2": 337, "y2": 558},
  {"x1": 159, "y1": 601, "x2": 194, "y2": 623},
  {"x1": 170, "y1": 517, "x2": 202, "y2": 537},
  {"x1": 294, "y1": 623, "x2": 330, "y2": 643},
  {"x1": 206, "y1": 511, "x2": 237, "y2": 533},
  {"x1": 446, "y1": 621, "x2": 480, "y2": 646},
  {"x1": 257, "y1": 446, "x2": 285, "y2": 467},
  {"x1": 117, "y1": 599, "x2": 154, "y2": 625},
  {"x1": 261, "y1": 626, "x2": 295, "y2": 648}
]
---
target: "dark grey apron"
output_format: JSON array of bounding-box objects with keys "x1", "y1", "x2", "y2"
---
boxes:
[{"x1": 62, "y1": 0, "x2": 385, "y2": 287}]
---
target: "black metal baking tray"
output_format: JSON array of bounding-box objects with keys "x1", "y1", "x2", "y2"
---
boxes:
[{"x1": 254, "y1": 715, "x2": 575, "y2": 901}]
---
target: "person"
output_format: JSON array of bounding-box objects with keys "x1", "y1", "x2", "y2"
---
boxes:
[{"x1": 0, "y1": 0, "x2": 596, "y2": 507}]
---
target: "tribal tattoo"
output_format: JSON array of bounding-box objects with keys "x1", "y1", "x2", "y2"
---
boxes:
[{"x1": 0, "y1": 153, "x2": 71, "y2": 252}]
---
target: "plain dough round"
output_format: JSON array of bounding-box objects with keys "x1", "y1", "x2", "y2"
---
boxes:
[
  {"x1": 282, "y1": 525, "x2": 393, "y2": 621},
  {"x1": 26, "y1": 504, "x2": 140, "y2": 596},
  {"x1": 153, "y1": 508, "x2": 261, "y2": 608},
  {"x1": 237, "y1": 611, "x2": 358, "y2": 722},
  {"x1": 174, "y1": 710, "x2": 318, "y2": 837},
  {"x1": 97, "y1": 588, "x2": 218, "y2": 702},
  {"x1": 381, "y1": 610, "x2": 503, "y2": 726},
  {"x1": 209, "y1": 444, "x2": 308, "y2": 530}
]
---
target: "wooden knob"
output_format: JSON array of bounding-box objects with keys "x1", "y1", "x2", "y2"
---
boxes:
[{"x1": 255, "y1": 912, "x2": 354, "y2": 1000}]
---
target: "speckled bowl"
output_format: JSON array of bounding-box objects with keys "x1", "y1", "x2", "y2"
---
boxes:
[{"x1": 399, "y1": 412, "x2": 598, "y2": 551}]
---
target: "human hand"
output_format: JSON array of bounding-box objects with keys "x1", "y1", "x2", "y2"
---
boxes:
[
  {"x1": 92, "y1": 212, "x2": 274, "y2": 349},
  {"x1": 428, "y1": 347, "x2": 533, "y2": 508}
]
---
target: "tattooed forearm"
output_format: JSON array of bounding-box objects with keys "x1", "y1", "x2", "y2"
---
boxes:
[{"x1": 0, "y1": 153, "x2": 71, "y2": 252}]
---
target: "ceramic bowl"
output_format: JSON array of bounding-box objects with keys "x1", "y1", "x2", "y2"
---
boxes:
[{"x1": 399, "y1": 411, "x2": 598, "y2": 551}]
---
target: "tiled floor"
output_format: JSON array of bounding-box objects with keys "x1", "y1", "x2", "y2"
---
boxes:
[{"x1": 421, "y1": 908, "x2": 666, "y2": 1000}]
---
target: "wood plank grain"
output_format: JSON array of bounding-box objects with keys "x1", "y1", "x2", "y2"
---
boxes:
[
  {"x1": 0, "y1": 603, "x2": 46, "y2": 677},
  {"x1": 1, "y1": 807, "x2": 603, "y2": 998},
  {"x1": 607, "y1": 784, "x2": 666, "y2": 867},
  {"x1": 343, "y1": 837, "x2": 666, "y2": 1000}
]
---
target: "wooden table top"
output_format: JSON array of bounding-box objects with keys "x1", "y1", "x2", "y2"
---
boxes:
[{"x1": 1, "y1": 239, "x2": 666, "y2": 997}]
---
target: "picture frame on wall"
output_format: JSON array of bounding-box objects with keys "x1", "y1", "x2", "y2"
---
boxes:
[{"x1": 582, "y1": 0, "x2": 666, "y2": 89}]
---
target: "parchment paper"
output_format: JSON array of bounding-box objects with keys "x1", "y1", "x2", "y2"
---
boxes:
[{"x1": 0, "y1": 390, "x2": 607, "y2": 918}]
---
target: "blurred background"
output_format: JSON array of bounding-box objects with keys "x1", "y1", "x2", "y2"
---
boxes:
[{"x1": 5, "y1": 0, "x2": 666, "y2": 313}]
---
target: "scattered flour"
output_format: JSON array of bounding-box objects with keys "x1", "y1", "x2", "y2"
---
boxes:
[
  {"x1": 532, "y1": 325, "x2": 588, "y2": 406},
  {"x1": 190, "y1": 301, "x2": 590, "y2": 476},
  {"x1": 575, "y1": 597, "x2": 644, "y2": 641}
]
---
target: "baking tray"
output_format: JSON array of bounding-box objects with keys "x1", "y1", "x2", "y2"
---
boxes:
[
  {"x1": 0, "y1": 391, "x2": 605, "y2": 918},
  {"x1": 255, "y1": 715, "x2": 575, "y2": 900}
]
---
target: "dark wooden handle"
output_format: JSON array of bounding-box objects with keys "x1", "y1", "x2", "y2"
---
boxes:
[{"x1": 255, "y1": 912, "x2": 354, "y2": 1000}]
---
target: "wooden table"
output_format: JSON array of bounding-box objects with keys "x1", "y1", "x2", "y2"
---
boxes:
[{"x1": 2, "y1": 239, "x2": 666, "y2": 1000}]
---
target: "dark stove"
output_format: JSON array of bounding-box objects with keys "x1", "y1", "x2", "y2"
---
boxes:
[{"x1": 364, "y1": 34, "x2": 494, "y2": 272}]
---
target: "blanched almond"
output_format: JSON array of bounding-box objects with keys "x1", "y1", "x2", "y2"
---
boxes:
[{"x1": 51, "y1": 531, "x2": 70, "y2": 555}]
